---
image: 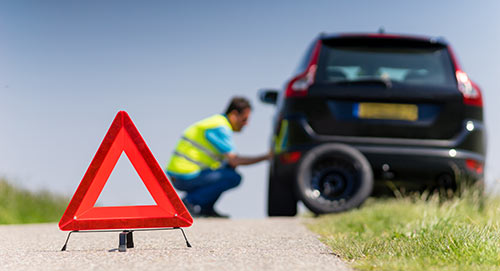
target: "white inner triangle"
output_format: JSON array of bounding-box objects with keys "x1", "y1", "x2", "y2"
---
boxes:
[{"x1": 95, "y1": 152, "x2": 157, "y2": 207}]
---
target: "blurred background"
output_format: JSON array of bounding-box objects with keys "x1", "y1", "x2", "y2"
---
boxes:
[{"x1": 1, "y1": 0, "x2": 499, "y2": 218}]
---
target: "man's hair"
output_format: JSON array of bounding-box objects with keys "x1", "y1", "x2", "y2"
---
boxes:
[{"x1": 224, "y1": 97, "x2": 252, "y2": 115}]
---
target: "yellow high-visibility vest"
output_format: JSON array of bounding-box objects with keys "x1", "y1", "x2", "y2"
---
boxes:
[{"x1": 166, "y1": 114, "x2": 232, "y2": 176}]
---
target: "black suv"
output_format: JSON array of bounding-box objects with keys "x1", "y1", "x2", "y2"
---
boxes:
[{"x1": 260, "y1": 33, "x2": 486, "y2": 216}]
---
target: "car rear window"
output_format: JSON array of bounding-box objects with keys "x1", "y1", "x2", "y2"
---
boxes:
[{"x1": 316, "y1": 38, "x2": 457, "y2": 88}]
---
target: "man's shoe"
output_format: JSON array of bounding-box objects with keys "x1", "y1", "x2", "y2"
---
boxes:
[
  {"x1": 199, "y1": 208, "x2": 230, "y2": 218},
  {"x1": 182, "y1": 198, "x2": 202, "y2": 217}
]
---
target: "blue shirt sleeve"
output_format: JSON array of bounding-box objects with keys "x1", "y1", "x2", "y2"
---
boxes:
[{"x1": 205, "y1": 126, "x2": 235, "y2": 154}]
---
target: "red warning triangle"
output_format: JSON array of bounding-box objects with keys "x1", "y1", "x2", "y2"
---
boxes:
[{"x1": 59, "y1": 111, "x2": 193, "y2": 231}]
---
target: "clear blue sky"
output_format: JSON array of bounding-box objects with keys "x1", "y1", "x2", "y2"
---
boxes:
[{"x1": 1, "y1": 1, "x2": 499, "y2": 218}]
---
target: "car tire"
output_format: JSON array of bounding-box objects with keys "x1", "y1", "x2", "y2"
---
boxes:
[
  {"x1": 296, "y1": 143, "x2": 373, "y2": 214},
  {"x1": 267, "y1": 169, "x2": 297, "y2": 216}
]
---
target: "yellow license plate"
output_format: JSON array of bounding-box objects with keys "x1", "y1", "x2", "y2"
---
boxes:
[{"x1": 357, "y1": 103, "x2": 418, "y2": 121}]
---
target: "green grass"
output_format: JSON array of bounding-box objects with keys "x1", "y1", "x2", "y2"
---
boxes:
[
  {"x1": 308, "y1": 189, "x2": 500, "y2": 271},
  {"x1": 0, "y1": 178, "x2": 68, "y2": 224}
]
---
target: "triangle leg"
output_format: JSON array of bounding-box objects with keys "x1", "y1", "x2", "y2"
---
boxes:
[
  {"x1": 61, "y1": 231, "x2": 76, "y2": 251},
  {"x1": 176, "y1": 227, "x2": 192, "y2": 248}
]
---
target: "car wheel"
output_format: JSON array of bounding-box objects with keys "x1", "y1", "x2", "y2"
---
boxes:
[
  {"x1": 296, "y1": 143, "x2": 373, "y2": 214},
  {"x1": 268, "y1": 169, "x2": 297, "y2": 216}
]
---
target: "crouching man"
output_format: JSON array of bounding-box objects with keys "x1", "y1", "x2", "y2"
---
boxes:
[{"x1": 166, "y1": 97, "x2": 271, "y2": 218}]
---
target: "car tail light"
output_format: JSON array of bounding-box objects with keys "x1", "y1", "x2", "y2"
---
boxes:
[
  {"x1": 465, "y1": 158, "x2": 484, "y2": 174},
  {"x1": 285, "y1": 65, "x2": 317, "y2": 97},
  {"x1": 280, "y1": 151, "x2": 302, "y2": 164},
  {"x1": 448, "y1": 45, "x2": 483, "y2": 107},
  {"x1": 285, "y1": 40, "x2": 322, "y2": 98},
  {"x1": 456, "y1": 70, "x2": 483, "y2": 107}
]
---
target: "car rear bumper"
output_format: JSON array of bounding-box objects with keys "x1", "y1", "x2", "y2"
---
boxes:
[
  {"x1": 274, "y1": 117, "x2": 485, "y2": 191},
  {"x1": 298, "y1": 118, "x2": 486, "y2": 155},
  {"x1": 357, "y1": 145, "x2": 484, "y2": 191}
]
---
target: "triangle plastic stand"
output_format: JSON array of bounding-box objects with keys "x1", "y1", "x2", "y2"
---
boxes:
[{"x1": 59, "y1": 111, "x2": 193, "y2": 231}]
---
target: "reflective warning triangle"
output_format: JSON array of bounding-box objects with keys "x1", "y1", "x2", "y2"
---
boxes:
[{"x1": 59, "y1": 111, "x2": 193, "y2": 231}]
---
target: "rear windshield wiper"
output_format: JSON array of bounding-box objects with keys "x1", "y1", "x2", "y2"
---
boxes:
[{"x1": 334, "y1": 77, "x2": 393, "y2": 88}]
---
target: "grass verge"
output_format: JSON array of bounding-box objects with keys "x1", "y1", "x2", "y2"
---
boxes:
[
  {"x1": 0, "y1": 178, "x2": 68, "y2": 224},
  {"x1": 308, "y1": 190, "x2": 500, "y2": 271}
]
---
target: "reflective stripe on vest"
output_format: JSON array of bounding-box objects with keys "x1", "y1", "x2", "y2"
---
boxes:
[
  {"x1": 173, "y1": 151, "x2": 207, "y2": 168},
  {"x1": 166, "y1": 114, "x2": 232, "y2": 175},
  {"x1": 181, "y1": 136, "x2": 223, "y2": 162}
]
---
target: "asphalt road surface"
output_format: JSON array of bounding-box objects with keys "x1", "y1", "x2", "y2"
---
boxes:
[{"x1": 0, "y1": 218, "x2": 350, "y2": 271}]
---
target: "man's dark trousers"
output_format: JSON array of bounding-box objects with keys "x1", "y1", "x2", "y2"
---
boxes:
[{"x1": 172, "y1": 165, "x2": 241, "y2": 211}]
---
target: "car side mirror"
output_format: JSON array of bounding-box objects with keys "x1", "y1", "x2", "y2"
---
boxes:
[{"x1": 258, "y1": 89, "x2": 279, "y2": 105}]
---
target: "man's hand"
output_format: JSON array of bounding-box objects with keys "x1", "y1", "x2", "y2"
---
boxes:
[{"x1": 225, "y1": 152, "x2": 272, "y2": 168}]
